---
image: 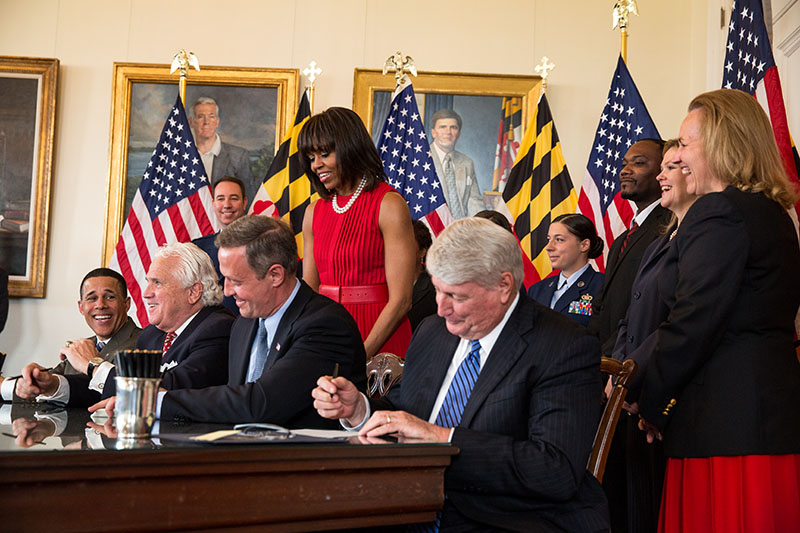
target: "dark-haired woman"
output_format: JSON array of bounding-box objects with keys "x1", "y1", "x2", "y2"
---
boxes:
[
  {"x1": 300, "y1": 107, "x2": 416, "y2": 359},
  {"x1": 527, "y1": 213, "x2": 604, "y2": 326}
]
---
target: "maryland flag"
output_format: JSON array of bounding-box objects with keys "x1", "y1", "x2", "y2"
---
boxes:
[
  {"x1": 249, "y1": 92, "x2": 316, "y2": 257},
  {"x1": 503, "y1": 93, "x2": 578, "y2": 283},
  {"x1": 492, "y1": 97, "x2": 522, "y2": 192}
]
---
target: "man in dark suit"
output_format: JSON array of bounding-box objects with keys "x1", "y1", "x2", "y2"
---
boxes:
[
  {"x1": 588, "y1": 139, "x2": 670, "y2": 356},
  {"x1": 314, "y1": 218, "x2": 608, "y2": 531},
  {"x1": 188, "y1": 97, "x2": 255, "y2": 204},
  {"x1": 193, "y1": 176, "x2": 248, "y2": 314},
  {"x1": 0, "y1": 266, "x2": 8, "y2": 334},
  {"x1": 151, "y1": 215, "x2": 366, "y2": 428},
  {"x1": 1, "y1": 268, "x2": 141, "y2": 401},
  {"x1": 15, "y1": 243, "x2": 234, "y2": 406},
  {"x1": 587, "y1": 138, "x2": 669, "y2": 533}
]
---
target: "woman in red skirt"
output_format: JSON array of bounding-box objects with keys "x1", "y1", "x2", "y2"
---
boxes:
[
  {"x1": 299, "y1": 107, "x2": 416, "y2": 360},
  {"x1": 637, "y1": 89, "x2": 800, "y2": 533}
]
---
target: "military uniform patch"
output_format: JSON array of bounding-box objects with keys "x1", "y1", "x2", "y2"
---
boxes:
[{"x1": 568, "y1": 294, "x2": 593, "y2": 316}]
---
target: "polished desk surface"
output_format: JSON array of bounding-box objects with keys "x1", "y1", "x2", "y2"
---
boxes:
[{"x1": 0, "y1": 404, "x2": 457, "y2": 532}]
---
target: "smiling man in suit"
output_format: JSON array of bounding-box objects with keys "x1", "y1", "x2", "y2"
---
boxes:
[
  {"x1": 314, "y1": 217, "x2": 609, "y2": 531},
  {"x1": 145, "y1": 215, "x2": 366, "y2": 428},
  {"x1": 15, "y1": 243, "x2": 234, "y2": 406},
  {"x1": 588, "y1": 138, "x2": 670, "y2": 356},
  {"x1": 0, "y1": 268, "x2": 141, "y2": 401}
]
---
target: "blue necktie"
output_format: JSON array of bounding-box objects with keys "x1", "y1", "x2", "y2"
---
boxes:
[
  {"x1": 95, "y1": 340, "x2": 106, "y2": 353},
  {"x1": 248, "y1": 320, "x2": 269, "y2": 383},
  {"x1": 435, "y1": 340, "x2": 482, "y2": 428},
  {"x1": 411, "y1": 340, "x2": 482, "y2": 533}
]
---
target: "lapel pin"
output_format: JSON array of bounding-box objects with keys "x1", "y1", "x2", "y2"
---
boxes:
[
  {"x1": 577, "y1": 281, "x2": 585, "y2": 288},
  {"x1": 275, "y1": 343, "x2": 281, "y2": 351}
]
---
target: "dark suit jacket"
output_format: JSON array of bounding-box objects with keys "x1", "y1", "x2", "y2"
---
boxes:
[
  {"x1": 374, "y1": 295, "x2": 609, "y2": 532},
  {"x1": 407, "y1": 270, "x2": 437, "y2": 332},
  {"x1": 528, "y1": 266, "x2": 604, "y2": 327},
  {"x1": 160, "y1": 282, "x2": 367, "y2": 428},
  {"x1": 192, "y1": 233, "x2": 238, "y2": 315},
  {"x1": 211, "y1": 141, "x2": 255, "y2": 208},
  {"x1": 0, "y1": 266, "x2": 7, "y2": 334},
  {"x1": 610, "y1": 233, "x2": 676, "y2": 401},
  {"x1": 588, "y1": 204, "x2": 672, "y2": 355},
  {"x1": 639, "y1": 188, "x2": 800, "y2": 458},
  {"x1": 65, "y1": 305, "x2": 234, "y2": 406},
  {"x1": 51, "y1": 318, "x2": 141, "y2": 376}
]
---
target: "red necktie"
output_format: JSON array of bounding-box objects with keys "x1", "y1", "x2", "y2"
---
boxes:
[
  {"x1": 617, "y1": 220, "x2": 640, "y2": 259},
  {"x1": 162, "y1": 332, "x2": 177, "y2": 356}
]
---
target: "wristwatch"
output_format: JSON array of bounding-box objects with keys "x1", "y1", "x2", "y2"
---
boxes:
[{"x1": 87, "y1": 356, "x2": 105, "y2": 378}]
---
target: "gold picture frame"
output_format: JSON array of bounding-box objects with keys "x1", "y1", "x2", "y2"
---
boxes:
[
  {"x1": 353, "y1": 69, "x2": 541, "y2": 207},
  {"x1": 0, "y1": 56, "x2": 59, "y2": 298},
  {"x1": 102, "y1": 63, "x2": 299, "y2": 264}
]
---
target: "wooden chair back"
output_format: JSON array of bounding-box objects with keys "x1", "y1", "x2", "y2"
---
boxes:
[
  {"x1": 588, "y1": 357, "x2": 637, "y2": 482},
  {"x1": 366, "y1": 352, "x2": 404, "y2": 398}
]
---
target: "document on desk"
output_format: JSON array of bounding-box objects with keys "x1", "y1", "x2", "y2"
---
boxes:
[{"x1": 160, "y1": 424, "x2": 354, "y2": 444}]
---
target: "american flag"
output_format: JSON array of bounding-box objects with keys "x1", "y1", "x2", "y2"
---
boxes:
[
  {"x1": 722, "y1": 0, "x2": 800, "y2": 216},
  {"x1": 109, "y1": 95, "x2": 218, "y2": 326},
  {"x1": 376, "y1": 82, "x2": 452, "y2": 235},
  {"x1": 577, "y1": 55, "x2": 660, "y2": 271}
]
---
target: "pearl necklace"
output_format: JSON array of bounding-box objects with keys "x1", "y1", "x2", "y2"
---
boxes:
[{"x1": 332, "y1": 178, "x2": 367, "y2": 214}]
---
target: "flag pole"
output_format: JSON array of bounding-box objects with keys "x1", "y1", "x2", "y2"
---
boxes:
[
  {"x1": 170, "y1": 49, "x2": 200, "y2": 105},
  {"x1": 302, "y1": 61, "x2": 323, "y2": 114},
  {"x1": 534, "y1": 56, "x2": 555, "y2": 100},
  {"x1": 382, "y1": 51, "x2": 418, "y2": 95},
  {"x1": 612, "y1": 0, "x2": 639, "y2": 62}
]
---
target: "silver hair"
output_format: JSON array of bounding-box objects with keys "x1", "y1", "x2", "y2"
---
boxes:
[
  {"x1": 189, "y1": 96, "x2": 219, "y2": 118},
  {"x1": 427, "y1": 218, "x2": 523, "y2": 290},
  {"x1": 154, "y1": 242, "x2": 223, "y2": 306}
]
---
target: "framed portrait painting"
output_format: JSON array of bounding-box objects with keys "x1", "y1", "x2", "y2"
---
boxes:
[
  {"x1": 102, "y1": 63, "x2": 299, "y2": 264},
  {"x1": 0, "y1": 56, "x2": 59, "y2": 298},
  {"x1": 353, "y1": 69, "x2": 541, "y2": 214}
]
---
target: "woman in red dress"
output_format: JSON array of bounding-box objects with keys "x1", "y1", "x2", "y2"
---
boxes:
[
  {"x1": 637, "y1": 89, "x2": 800, "y2": 533},
  {"x1": 299, "y1": 107, "x2": 416, "y2": 359}
]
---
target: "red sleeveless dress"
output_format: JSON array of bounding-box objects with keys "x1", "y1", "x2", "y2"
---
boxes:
[{"x1": 312, "y1": 181, "x2": 412, "y2": 357}]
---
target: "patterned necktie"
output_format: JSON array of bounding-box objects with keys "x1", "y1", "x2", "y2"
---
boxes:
[
  {"x1": 162, "y1": 331, "x2": 177, "y2": 357},
  {"x1": 435, "y1": 340, "x2": 482, "y2": 428},
  {"x1": 95, "y1": 340, "x2": 106, "y2": 353},
  {"x1": 617, "y1": 220, "x2": 640, "y2": 259},
  {"x1": 443, "y1": 153, "x2": 464, "y2": 219},
  {"x1": 248, "y1": 320, "x2": 270, "y2": 383}
]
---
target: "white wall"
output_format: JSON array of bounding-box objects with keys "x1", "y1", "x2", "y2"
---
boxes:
[{"x1": 0, "y1": 0, "x2": 728, "y2": 373}]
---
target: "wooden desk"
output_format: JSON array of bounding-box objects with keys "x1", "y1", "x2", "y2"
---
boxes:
[{"x1": 0, "y1": 409, "x2": 457, "y2": 531}]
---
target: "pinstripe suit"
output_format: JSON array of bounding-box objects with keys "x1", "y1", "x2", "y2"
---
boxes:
[{"x1": 373, "y1": 295, "x2": 609, "y2": 532}]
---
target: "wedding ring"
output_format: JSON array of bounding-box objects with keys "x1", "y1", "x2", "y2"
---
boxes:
[
  {"x1": 65, "y1": 341, "x2": 72, "y2": 347},
  {"x1": 386, "y1": 415, "x2": 391, "y2": 424}
]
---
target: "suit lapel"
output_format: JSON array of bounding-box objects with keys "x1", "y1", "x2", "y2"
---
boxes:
[
  {"x1": 553, "y1": 268, "x2": 593, "y2": 313},
  {"x1": 414, "y1": 332, "x2": 461, "y2": 419},
  {"x1": 460, "y1": 299, "x2": 531, "y2": 427},
  {"x1": 261, "y1": 282, "x2": 311, "y2": 375},
  {"x1": 163, "y1": 307, "x2": 210, "y2": 364}
]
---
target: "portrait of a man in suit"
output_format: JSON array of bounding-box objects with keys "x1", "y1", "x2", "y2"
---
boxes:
[
  {"x1": 428, "y1": 109, "x2": 486, "y2": 218},
  {"x1": 188, "y1": 97, "x2": 255, "y2": 205}
]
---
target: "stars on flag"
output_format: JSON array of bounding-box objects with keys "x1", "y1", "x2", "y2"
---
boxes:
[
  {"x1": 377, "y1": 85, "x2": 446, "y2": 218},
  {"x1": 140, "y1": 103, "x2": 208, "y2": 217}
]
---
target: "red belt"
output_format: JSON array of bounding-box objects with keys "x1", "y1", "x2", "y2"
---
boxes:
[{"x1": 319, "y1": 283, "x2": 389, "y2": 304}]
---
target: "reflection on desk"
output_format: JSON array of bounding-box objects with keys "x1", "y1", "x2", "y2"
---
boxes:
[{"x1": 0, "y1": 405, "x2": 457, "y2": 531}]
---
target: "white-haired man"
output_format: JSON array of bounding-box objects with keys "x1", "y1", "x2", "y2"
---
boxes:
[
  {"x1": 188, "y1": 97, "x2": 254, "y2": 203},
  {"x1": 313, "y1": 218, "x2": 609, "y2": 531},
  {"x1": 17, "y1": 243, "x2": 235, "y2": 407}
]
